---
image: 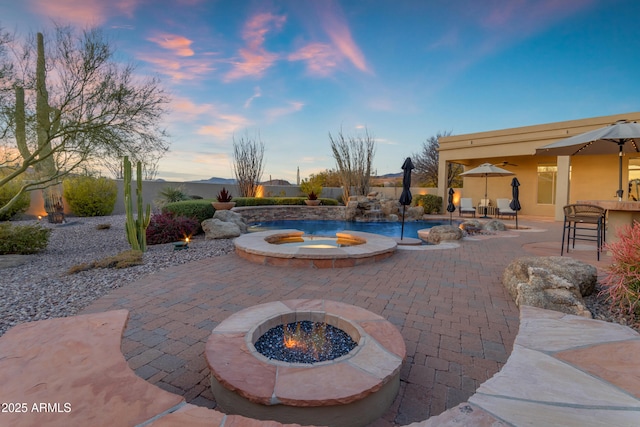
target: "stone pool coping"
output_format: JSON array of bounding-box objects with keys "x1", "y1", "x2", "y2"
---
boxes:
[{"x1": 234, "y1": 229, "x2": 397, "y2": 268}]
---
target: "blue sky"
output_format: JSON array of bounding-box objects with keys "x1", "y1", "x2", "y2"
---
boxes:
[{"x1": 2, "y1": 0, "x2": 639, "y2": 183}]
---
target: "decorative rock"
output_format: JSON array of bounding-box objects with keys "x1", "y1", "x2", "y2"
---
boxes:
[
  {"x1": 202, "y1": 218, "x2": 242, "y2": 239},
  {"x1": 423, "y1": 225, "x2": 463, "y2": 244},
  {"x1": 213, "y1": 210, "x2": 248, "y2": 233},
  {"x1": 503, "y1": 256, "x2": 597, "y2": 317},
  {"x1": 407, "y1": 206, "x2": 425, "y2": 220},
  {"x1": 388, "y1": 214, "x2": 399, "y2": 222},
  {"x1": 483, "y1": 219, "x2": 507, "y2": 231}
]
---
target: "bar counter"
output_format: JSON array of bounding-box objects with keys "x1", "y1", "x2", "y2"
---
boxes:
[{"x1": 577, "y1": 200, "x2": 640, "y2": 244}]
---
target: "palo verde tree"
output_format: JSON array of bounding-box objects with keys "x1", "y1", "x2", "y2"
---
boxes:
[
  {"x1": 0, "y1": 25, "x2": 170, "y2": 218},
  {"x1": 411, "y1": 130, "x2": 462, "y2": 188},
  {"x1": 232, "y1": 132, "x2": 265, "y2": 197},
  {"x1": 329, "y1": 127, "x2": 376, "y2": 202}
]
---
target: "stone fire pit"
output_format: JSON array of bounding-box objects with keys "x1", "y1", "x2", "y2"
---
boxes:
[{"x1": 205, "y1": 299, "x2": 406, "y2": 427}]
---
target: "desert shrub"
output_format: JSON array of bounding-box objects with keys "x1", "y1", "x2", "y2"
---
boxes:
[
  {"x1": 601, "y1": 221, "x2": 640, "y2": 316},
  {"x1": 0, "y1": 176, "x2": 31, "y2": 220},
  {"x1": 63, "y1": 176, "x2": 117, "y2": 217},
  {"x1": 0, "y1": 223, "x2": 51, "y2": 254},
  {"x1": 413, "y1": 194, "x2": 442, "y2": 214},
  {"x1": 146, "y1": 212, "x2": 200, "y2": 245},
  {"x1": 163, "y1": 200, "x2": 215, "y2": 225},
  {"x1": 158, "y1": 185, "x2": 190, "y2": 204},
  {"x1": 68, "y1": 250, "x2": 143, "y2": 274}
]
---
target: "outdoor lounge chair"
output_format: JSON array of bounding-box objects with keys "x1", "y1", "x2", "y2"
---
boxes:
[
  {"x1": 458, "y1": 198, "x2": 476, "y2": 217},
  {"x1": 496, "y1": 198, "x2": 516, "y2": 219}
]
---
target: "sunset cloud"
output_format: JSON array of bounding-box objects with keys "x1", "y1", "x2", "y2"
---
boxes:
[
  {"x1": 137, "y1": 52, "x2": 215, "y2": 80},
  {"x1": 288, "y1": 43, "x2": 340, "y2": 76},
  {"x1": 314, "y1": 0, "x2": 370, "y2": 74},
  {"x1": 28, "y1": 0, "x2": 138, "y2": 27},
  {"x1": 225, "y1": 12, "x2": 286, "y2": 81},
  {"x1": 244, "y1": 86, "x2": 263, "y2": 108},
  {"x1": 197, "y1": 114, "x2": 250, "y2": 139},
  {"x1": 148, "y1": 33, "x2": 195, "y2": 57}
]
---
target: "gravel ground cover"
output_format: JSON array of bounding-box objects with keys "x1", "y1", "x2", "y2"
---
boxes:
[{"x1": 0, "y1": 215, "x2": 235, "y2": 336}]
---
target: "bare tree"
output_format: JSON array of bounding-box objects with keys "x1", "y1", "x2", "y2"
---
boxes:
[
  {"x1": 329, "y1": 128, "x2": 376, "y2": 202},
  {"x1": 412, "y1": 130, "x2": 462, "y2": 187},
  {"x1": 233, "y1": 132, "x2": 265, "y2": 197},
  {"x1": 0, "y1": 25, "x2": 170, "y2": 217}
]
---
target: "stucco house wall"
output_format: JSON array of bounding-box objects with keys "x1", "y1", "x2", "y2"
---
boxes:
[{"x1": 438, "y1": 111, "x2": 640, "y2": 220}]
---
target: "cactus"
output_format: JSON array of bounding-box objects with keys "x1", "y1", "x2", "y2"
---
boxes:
[{"x1": 124, "y1": 156, "x2": 151, "y2": 251}]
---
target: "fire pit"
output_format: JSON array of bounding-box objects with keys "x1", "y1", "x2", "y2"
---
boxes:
[{"x1": 205, "y1": 300, "x2": 406, "y2": 427}]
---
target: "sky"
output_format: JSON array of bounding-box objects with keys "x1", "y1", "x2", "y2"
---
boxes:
[{"x1": 1, "y1": 0, "x2": 640, "y2": 183}]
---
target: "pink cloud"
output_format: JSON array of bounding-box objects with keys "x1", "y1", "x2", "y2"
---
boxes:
[
  {"x1": 314, "y1": 0, "x2": 370, "y2": 74},
  {"x1": 148, "y1": 33, "x2": 195, "y2": 57},
  {"x1": 137, "y1": 52, "x2": 215, "y2": 80},
  {"x1": 288, "y1": 43, "x2": 340, "y2": 76},
  {"x1": 28, "y1": 0, "x2": 139, "y2": 27},
  {"x1": 197, "y1": 113, "x2": 250, "y2": 139},
  {"x1": 225, "y1": 12, "x2": 286, "y2": 81}
]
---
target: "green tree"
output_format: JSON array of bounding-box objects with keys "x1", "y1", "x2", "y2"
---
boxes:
[{"x1": 0, "y1": 25, "x2": 170, "y2": 218}]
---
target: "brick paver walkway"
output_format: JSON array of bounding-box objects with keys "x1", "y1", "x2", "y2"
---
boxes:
[{"x1": 81, "y1": 218, "x2": 610, "y2": 426}]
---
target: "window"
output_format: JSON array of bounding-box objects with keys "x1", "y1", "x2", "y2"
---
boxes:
[{"x1": 537, "y1": 164, "x2": 557, "y2": 205}]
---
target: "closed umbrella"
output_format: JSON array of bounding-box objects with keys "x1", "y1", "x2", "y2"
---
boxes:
[
  {"x1": 399, "y1": 157, "x2": 414, "y2": 240},
  {"x1": 510, "y1": 177, "x2": 521, "y2": 229},
  {"x1": 460, "y1": 163, "x2": 515, "y2": 218},
  {"x1": 447, "y1": 188, "x2": 456, "y2": 225},
  {"x1": 535, "y1": 120, "x2": 640, "y2": 201}
]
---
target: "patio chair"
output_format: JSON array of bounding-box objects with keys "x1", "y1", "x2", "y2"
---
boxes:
[
  {"x1": 561, "y1": 204, "x2": 606, "y2": 261},
  {"x1": 478, "y1": 198, "x2": 492, "y2": 216},
  {"x1": 496, "y1": 198, "x2": 516, "y2": 219},
  {"x1": 458, "y1": 198, "x2": 476, "y2": 217}
]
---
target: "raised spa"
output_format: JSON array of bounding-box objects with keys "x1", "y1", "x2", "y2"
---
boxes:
[
  {"x1": 234, "y1": 230, "x2": 397, "y2": 268},
  {"x1": 205, "y1": 300, "x2": 406, "y2": 427}
]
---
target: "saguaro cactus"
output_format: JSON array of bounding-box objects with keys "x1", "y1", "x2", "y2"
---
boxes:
[{"x1": 124, "y1": 156, "x2": 151, "y2": 251}]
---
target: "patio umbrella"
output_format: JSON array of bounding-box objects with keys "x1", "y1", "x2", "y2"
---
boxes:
[
  {"x1": 535, "y1": 120, "x2": 640, "y2": 201},
  {"x1": 460, "y1": 163, "x2": 515, "y2": 218},
  {"x1": 399, "y1": 157, "x2": 414, "y2": 240},
  {"x1": 510, "y1": 177, "x2": 521, "y2": 229},
  {"x1": 446, "y1": 188, "x2": 456, "y2": 225}
]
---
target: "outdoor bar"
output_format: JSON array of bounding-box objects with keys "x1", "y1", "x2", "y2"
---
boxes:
[{"x1": 577, "y1": 200, "x2": 640, "y2": 244}]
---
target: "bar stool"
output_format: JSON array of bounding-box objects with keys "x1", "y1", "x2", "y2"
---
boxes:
[{"x1": 561, "y1": 204, "x2": 606, "y2": 260}]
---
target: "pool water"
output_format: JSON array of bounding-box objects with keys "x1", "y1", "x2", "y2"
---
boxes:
[{"x1": 249, "y1": 219, "x2": 454, "y2": 240}]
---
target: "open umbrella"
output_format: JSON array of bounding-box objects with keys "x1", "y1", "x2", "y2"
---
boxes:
[
  {"x1": 535, "y1": 120, "x2": 640, "y2": 201},
  {"x1": 510, "y1": 177, "x2": 521, "y2": 229},
  {"x1": 460, "y1": 163, "x2": 515, "y2": 218},
  {"x1": 446, "y1": 188, "x2": 456, "y2": 225},
  {"x1": 399, "y1": 157, "x2": 414, "y2": 240}
]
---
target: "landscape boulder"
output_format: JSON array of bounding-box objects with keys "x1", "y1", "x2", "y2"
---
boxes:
[
  {"x1": 202, "y1": 218, "x2": 242, "y2": 239},
  {"x1": 213, "y1": 210, "x2": 247, "y2": 233},
  {"x1": 503, "y1": 256, "x2": 597, "y2": 317},
  {"x1": 483, "y1": 219, "x2": 507, "y2": 231},
  {"x1": 422, "y1": 225, "x2": 463, "y2": 244}
]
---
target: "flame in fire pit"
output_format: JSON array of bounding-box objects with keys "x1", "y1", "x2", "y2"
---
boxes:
[{"x1": 283, "y1": 322, "x2": 332, "y2": 359}]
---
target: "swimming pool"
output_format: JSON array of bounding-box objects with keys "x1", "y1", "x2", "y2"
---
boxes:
[{"x1": 248, "y1": 219, "x2": 455, "y2": 240}]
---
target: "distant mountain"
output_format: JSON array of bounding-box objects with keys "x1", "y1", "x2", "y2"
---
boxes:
[
  {"x1": 189, "y1": 177, "x2": 236, "y2": 184},
  {"x1": 377, "y1": 172, "x2": 402, "y2": 179}
]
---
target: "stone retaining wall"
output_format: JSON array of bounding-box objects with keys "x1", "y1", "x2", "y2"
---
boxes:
[{"x1": 232, "y1": 205, "x2": 346, "y2": 223}]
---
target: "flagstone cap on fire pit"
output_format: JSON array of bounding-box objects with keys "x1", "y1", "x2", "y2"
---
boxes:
[{"x1": 205, "y1": 299, "x2": 406, "y2": 407}]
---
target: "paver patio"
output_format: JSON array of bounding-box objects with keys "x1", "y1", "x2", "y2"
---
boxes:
[{"x1": 78, "y1": 217, "x2": 613, "y2": 425}]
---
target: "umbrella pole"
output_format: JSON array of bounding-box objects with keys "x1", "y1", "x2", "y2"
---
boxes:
[
  {"x1": 617, "y1": 143, "x2": 624, "y2": 201},
  {"x1": 483, "y1": 174, "x2": 489, "y2": 218},
  {"x1": 401, "y1": 205, "x2": 406, "y2": 240}
]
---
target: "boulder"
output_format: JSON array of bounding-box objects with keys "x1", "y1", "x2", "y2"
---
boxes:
[
  {"x1": 407, "y1": 206, "x2": 425, "y2": 220},
  {"x1": 460, "y1": 220, "x2": 482, "y2": 235},
  {"x1": 213, "y1": 210, "x2": 247, "y2": 233},
  {"x1": 423, "y1": 225, "x2": 463, "y2": 244},
  {"x1": 388, "y1": 214, "x2": 399, "y2": 222},
  {"x1": 483, "y1": 219, "x2": 506, "y2": 231},
  {"x1": 503, "y1": 256, "x2": 597, "y2": 317},
  {"x1": 202, "y1": 218, "x2": 242, "y2": 239}
]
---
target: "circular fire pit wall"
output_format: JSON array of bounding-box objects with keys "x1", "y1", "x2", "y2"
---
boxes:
[{"x1": 205, "y1": 300, "x2": 406, "y2": 427}]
